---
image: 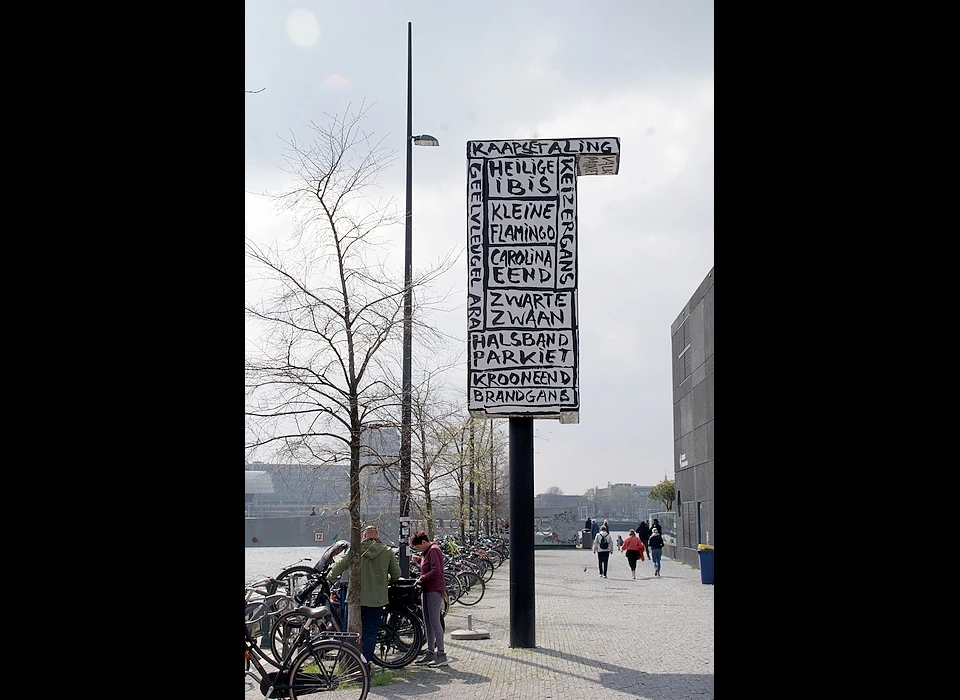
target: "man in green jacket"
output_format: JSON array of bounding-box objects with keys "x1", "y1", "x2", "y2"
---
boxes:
[{"x1": 330, "y1": 524, "x2": 401, "y2": 668}]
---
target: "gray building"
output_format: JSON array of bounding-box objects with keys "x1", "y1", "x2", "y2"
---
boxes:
[
  {"x1": 245, "y1": 426, "x2": 401, "y2": 518},
  {"x1": 672, "y1": 267, "x2": 714, "y2": 568}
]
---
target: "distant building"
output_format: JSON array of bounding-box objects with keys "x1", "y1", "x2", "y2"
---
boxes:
[
  {"x1": 533, "y1": 492, "x2": 579, "y2": 508},
  {"x1": 245, "y1": 426, "x2": 401, "y2": 518},
  {"x1": 672, "y1": 267, "x2": 714, "y2": 567},
  {"x1": 590, "y1": 482, "x2": 655, "y2": 522}
]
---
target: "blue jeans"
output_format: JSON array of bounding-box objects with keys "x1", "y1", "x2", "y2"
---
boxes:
[
  {"x1": 360, "y1": 606, "x2": 383, "y2": 663},
  {"x1": 651, "y1": 547, "x2": 662, "y2": 572}
]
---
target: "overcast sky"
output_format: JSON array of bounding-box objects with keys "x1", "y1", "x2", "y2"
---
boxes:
[{"x1": 245, "y1": 1, "x2": 714, "y2": 496}]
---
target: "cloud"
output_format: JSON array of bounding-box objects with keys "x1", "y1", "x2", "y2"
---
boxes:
[{"x1": 323, "y1": 74, "x2": 350, "y2": 88}]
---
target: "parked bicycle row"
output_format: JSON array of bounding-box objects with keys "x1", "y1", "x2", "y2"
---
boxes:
[{"x1": 244, "y1": 531, "x2": 510, "y2": 696}]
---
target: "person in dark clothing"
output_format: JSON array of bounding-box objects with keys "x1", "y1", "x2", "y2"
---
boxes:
[
  {"x1": 584, "y1": 516, "x2": 593, "y2": 532},
  {"x1": 592, "y1": 525, "x2": 614, "y2": 577},
  {"x1": 636, "y1": 521, "x2": 651, "y2": 561},
  {"x1": 648, "y1": 527, "x2": 665, "y2": 576},
  {"x1": 410, "y1": 530, "x2": 448, "y2": 667},
  {"x1": 649, "y1": 519, "x2": 662, "y2": 545}
]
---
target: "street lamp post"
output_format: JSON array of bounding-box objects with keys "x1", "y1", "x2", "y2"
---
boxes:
[{"x1": 399, "y1": 20, "x2": 439, "y2": 578}]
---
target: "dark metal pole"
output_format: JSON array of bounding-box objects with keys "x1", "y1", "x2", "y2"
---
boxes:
[
  {"x1": 469, "y1": 419, "x2": 475, "y2": 538},
  {"x1": 488, "y1": 420, "x2": 494, "y2": 535},
  {"x1": 509, "y1": 417, "x2": 535, "y2": 648},
  {"x1": 399, "y1": 21, "x2": 413, "y2": 578}
]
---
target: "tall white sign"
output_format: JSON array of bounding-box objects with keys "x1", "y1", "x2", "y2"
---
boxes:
[{"x1": 466, "y1": 138, "x2": 621, "y2": 423}]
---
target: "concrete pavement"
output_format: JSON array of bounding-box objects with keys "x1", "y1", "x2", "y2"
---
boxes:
[{"x1": 244, "y1": 547, "x2": 714, "y2": 699}]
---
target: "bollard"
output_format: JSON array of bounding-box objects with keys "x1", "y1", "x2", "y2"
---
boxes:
[{"x1": 452, "y1": 612, "x2": 490, "y2": 640}]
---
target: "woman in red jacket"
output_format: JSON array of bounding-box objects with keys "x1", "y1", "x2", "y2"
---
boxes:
[{"x1": 620, "y1": 529, "x2": 646, "y2": 579}]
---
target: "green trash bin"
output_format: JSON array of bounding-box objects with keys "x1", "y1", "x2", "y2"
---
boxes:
[{"x1": 697, "y1": 544, "x2": 714, "y2": 584}]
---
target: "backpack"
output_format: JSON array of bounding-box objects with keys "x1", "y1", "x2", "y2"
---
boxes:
[{"x1": 598, "y1": 532, "x2": 609, "y2": 550}]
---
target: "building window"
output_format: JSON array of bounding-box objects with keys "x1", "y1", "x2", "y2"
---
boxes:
[{"x1": 677, "y1": 318, "x2": 691, "y2": 386}]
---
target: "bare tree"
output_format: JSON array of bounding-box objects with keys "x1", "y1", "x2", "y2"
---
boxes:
[
  {"x1": 372, "y1": 356, "x2": 463, "y2": 540},
  {"x1": 245, "y1": 103, "x2": 453, "y2": 633},
  {"x1": 411, "y1": 374, "x2": 463, "y2": 539},
  {"x1": 425, "y1": 413, "x2": 505, "y2": 542}
]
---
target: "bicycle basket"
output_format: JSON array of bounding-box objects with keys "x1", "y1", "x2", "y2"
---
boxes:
[{"x1": 388, "y1": 579, "x2": 419, "y2": 606}]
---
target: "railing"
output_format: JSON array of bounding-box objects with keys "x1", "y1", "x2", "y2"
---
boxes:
[{"x1": 648, "y1": 511, "x2": 677, "y2": 545}]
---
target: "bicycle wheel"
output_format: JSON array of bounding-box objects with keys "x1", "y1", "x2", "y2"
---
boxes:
[
  {"x1": 270, "y1": 609, "x2": 339, "y2": 668},
  {"x1": 478, "y1": 556, "x2": 495, "y2": 583},
  {"x1": 372, "y1": 609, "x2": 423, "y2": 668},
  {"x1": 270, "y1": 611, "x2": 307, "y2": 668},
  {"x1": 246, "y1": 601, "x2": 294, "y2": 665},
  {"x1": 443, "y1": 572, "x2": 462, "y2": 604},
  {"x1": 456, "y1": 571, "x2": 485, "y2": 606},
  {"x1": 485, "y1": 548, "x2": 503, "y2": 569},
  {"x1": 289, "y1": 639, "x2": 369, "y2": 700}
]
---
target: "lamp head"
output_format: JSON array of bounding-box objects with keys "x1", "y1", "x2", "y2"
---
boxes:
[{"x1": 412, "y1": 134, "x2": 440, "y2": 147}]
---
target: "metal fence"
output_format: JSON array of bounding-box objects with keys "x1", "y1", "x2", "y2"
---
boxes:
[{"x1": 649, "y1": 511, "x2": 676, "y2": 545}]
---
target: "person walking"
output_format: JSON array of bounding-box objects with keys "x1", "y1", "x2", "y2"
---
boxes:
[
  {"x1": 410, "y1": 530, "x2": 449, "y2": 668},
  {"x1": 649, "y1": 519, "x2": 662, "y2": 546},
  {"x1": 648, "y1": 527, "x2": 665, "y2": 577},
  {"x1": 636, "y1": 520, "x2": 651, "y2": 561},
  {"x1": 620, "y1": 529, "x2": 645, "y2": 578},
  {"x1": 591, "y1": 518, "x2": 600, "y2": 541},
  {"x1": 616, "y1": 534, "x2": 624, "y2": 551},
  {"x1": 329, "y1": 524, "x2": 401, "y2": 672},
  {"x1": 592, "y1": 524, "x2": 614, "y2": 578}
]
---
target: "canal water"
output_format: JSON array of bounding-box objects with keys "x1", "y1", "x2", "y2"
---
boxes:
[{"x1": 245, "y1": 545, "x2": 332, "y2": 584}]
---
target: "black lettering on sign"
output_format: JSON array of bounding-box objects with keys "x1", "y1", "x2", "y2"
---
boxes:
[
  {"x1": 476, "y1": 387, "x2": 574, "y2": 406},
  {"x1": 471, "y1": 368, "x2": 573, "y2": 388},
  {"x1": 467, "y1": 158, "x2": 486, "y2": 330},
  {"x1": 466, "y1": 139, "x2": 618, "y2": 416},
  {"x1": 488, "y1": 200, "x2": 557, "y2": 244},
  {"x1": 488, "y1": 247, "x2": 554, "y2": 287},
  {"x1": 469, "y1": 330, "x2": 574, "y2": 369},
  {"x1": 487, "y1": 290, "x2": 571, "y2": 328},
  {"x1": 487, "y1": 157, "x2": 557, "y2": 197},
  {"x1": 557, "y1": 157, "x2": 577, "y2": 289}
]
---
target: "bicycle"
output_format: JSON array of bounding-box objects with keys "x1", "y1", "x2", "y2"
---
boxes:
[
  {"x1": 375, "y1": 579, "x2": 426, "y2": 668},
  {"x1": 245, "y1": 579, "x2": 299, "y2": 667},
  {"x1": 267, "y1": 548, "x2": 425, "y2": 670},
  {"x1": 264, "y1": 557, "x2": 321, "y2": 599},
  {"x1": 245, "y1": 603, "x2": 370, "y2": 699}
]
